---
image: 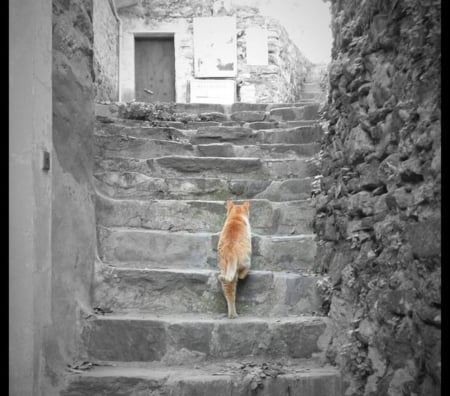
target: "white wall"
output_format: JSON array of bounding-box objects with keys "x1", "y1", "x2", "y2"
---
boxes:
[{"x1": 9, "y1": 0, "x2": 52, "y2": 394}]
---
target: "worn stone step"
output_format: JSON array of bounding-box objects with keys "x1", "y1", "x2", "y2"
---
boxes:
[
  {"x1": 96, "y1": 195, "x2": 314, "y2": 235},
  {"x1": 245, "y1": 121, "x2": 278, "y2": 129},
  {"x1": 269, "y1": 104, "x2": 321, "y2": 122},
  {"x1": 95, "y1": 156, "x2": 319, "y2": 180},
  {"x1": 62, "y1": 361, "x2": 342, "y2": 396},
  {"x1": 301, "y1": 92, "x2": 324, "y2": 101},
  {"x1": 190, "y1": 125, "x2": 323, "y2": 145},
  {"x1": 97, "y1": 121, "x2": 323, "y2": 145},
  {"x1": 96, "y1": 122, "x2": 189, "y2": 140},
  {"x1": 265, "y1": 102, "x2": 318, "y2": 111},
  {"x1": 93, "y1": 264, "x2": 323, "y2": 316},
  {"x1": 230, "y1": 110, "x2": 267, "y2": 122},
  {"x1": 185, "y1": 121, "x2": 221, "y2": 128},
  {"x1": 280, "y1": 120, "x2": 318, "y2": 128},
  {"x1": 174, "y1": 103, "x2": 227, "y2": 114},
  {"x1": 82, "y1": 314, "x2": 329, "y2": 362},
  {"x1": 97, "y1": 227, "x2": 317, "y2": 271},
  {"x1": 197, "y1": 142, "x2": 320, "y2": 159},
  {"x1": 95, "y1": 134, "x2": 320, "y2": 159},
  {"x1": 302, "y1": 82, "x2": 322, "y2": 91},
  {"x1": 94, "y1": 173, "x2": 314, "y2": 201},
  {"x1": 230, "y1": 103, "x2": 269, "y2": 112}
]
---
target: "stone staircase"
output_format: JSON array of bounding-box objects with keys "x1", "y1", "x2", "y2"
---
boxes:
[{"x1": 62, "y1": 98, "x2": 342, "y2": 395}]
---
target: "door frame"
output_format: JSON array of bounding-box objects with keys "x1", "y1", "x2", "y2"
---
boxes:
[
  {"x1": 133, "y1": 32, "x2": 176, "y2": 102},
  {"x1": 120, "y1": 30, "x2": 177, "y2": 102}
]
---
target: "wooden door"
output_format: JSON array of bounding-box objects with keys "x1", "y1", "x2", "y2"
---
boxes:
[{"x1": 135, "y1": 37, "x2": 175, "y2": 102}]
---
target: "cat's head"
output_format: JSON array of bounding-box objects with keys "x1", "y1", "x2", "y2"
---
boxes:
[{"x1": 226, "y1": 200, "x2": 250, "y2": 216}]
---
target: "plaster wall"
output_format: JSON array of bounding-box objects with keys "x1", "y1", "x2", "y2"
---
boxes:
[{"x1": 9, "y1": 0, "x2": 52, "y2": 394}]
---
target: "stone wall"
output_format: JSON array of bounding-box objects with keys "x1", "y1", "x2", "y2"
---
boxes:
[
  {"x1": 93, "y1": 0, "x2": 120, "y2": 101},
  {"x1": 50, "y1": 0, "x2": 96, "y2": 392},
  {"x1": 314, "y1": 1, "x2": 441, "y2": 395},
  {"x1": 117, "y1": 0, "x2": 312, "y2": 103},
  {"x1": 236, "y1": 6, "x2": 312, "y2": 103}
]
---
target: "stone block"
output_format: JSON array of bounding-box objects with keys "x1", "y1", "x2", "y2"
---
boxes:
[
  {"x1": 83, "y1": 315, "x2": 329, "y2": 362},
  {"x1": 230, "y1": 111, "x2": 267, "y2": 122}
]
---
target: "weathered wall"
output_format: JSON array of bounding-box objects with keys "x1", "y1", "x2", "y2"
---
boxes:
[
  {"x1": 9, "y1": 0, "x2": 52, "y2": 394},
  {"x1": 117, "y1": 0, "x2": 312, "y2": 103},
  {"x1": 93, "y1": 0, "x2": 120, "y2": 101},
  {"x1": 49, "y1": 0, "x2": 97, "y2": 392},
  {"x1": 236, "y1": 6, "x2": 312, "y2": 103},
  {"x1": 314, "y1": 1, "x2": 441, "y2": 395}
]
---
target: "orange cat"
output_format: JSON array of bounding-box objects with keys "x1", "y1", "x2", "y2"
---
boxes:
[{"x1": 217, "y1": 200, "x2": 252, "y2": 319}]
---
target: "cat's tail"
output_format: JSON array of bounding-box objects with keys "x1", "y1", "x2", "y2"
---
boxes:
[{"x1": 221, "y1": 256, "x2": 238, "y2": 283}]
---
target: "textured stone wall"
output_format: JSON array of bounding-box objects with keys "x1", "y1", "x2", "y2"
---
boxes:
[
  {"x1": 236, "y1": 6, "x2": 312, "y2": 103},
  {"x1": 117, "y1": 0, "x2": 312, "y2": 103},
  {"x1": 93, "y1": 0, "x2": 119, "y2": 101},
  {"x1": 314, "y1": 1, "x2": 441, "y2": 395},
  {"x1": 50, "y1": 0, "x2": 96, "y2": 391}
]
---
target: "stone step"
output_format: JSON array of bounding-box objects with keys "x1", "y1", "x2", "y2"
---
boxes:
[
  {"x1": 62, "y1": 361, "x2": 342, "y2": 396},
  {"x1": 96, "y1": 122, "x2": 323, "y2": 145},
  {"x1": 230, "y1": 102, "x2": 318, "y2": 112},
  {"x1": 245, "y1": 121, "x2": 278, "y2": 129},
  {"x1": 265, "y1": 102, "x2": 318, "y2": 111},
  {"x1": 301, "y1": 92, "x2": 324, "y2": 100},
  {"x1": 97, "y1": 227, "x2": 317, "y2": 272},
  {"x1": 269, "y1": 104, "x2": 320, "y2": 122},
  {"x1": 281, "y1": 120, "x2": 320, "y2": 128},
  {"x1": 94, "y1": 173, "x2": 314, "y2": 201},
  {"x1": 94, "y1": 134, "x2": 320, "y2": 160},
  {"x1": 82, "y1": 314, "x2": 329, "y2": 362},
  {"x1": 95, "y1": 156, "x2": 319, "y2": 181},
  {"x1": 302, "y1": 82, "x2": 322, "y2": 91},
  {"x1": 95, "y1": 195, "x2": 315, "y2": 235},
  {"x1": 93, "y1": 264, "x2": 323, "y2": 316},
  {"x1": 173, "y1": 103, "x2": 227, "y2": 114},
  {"x1": 230, "y1": 110, "x2": 267, "y2": 123},
  {"x1": 190, "y1": 125, "x2": 323, "y2": 145}
]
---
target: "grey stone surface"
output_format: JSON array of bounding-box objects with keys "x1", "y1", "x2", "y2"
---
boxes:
[
  {"x1": 96, "y1": 132, "x2": 319, "y2": 159},
  {"x1": 81, "y1": 93, "x2": 339, "y2": 395},
  {"x1": 95, "y1": 195, "x2": 315, "y2": 235},
  {"x1": 246, "y1": 121, "x2": 278, "y2": 130},
  {"x1": 95, "y1": 156, "x2": 318, "y2": 180},
  {"x1": 190, "y1": 126, "x2": 259, "y2": 144},
  {"x1": 93, "y1": 264, "x2": 322, "y2": 316},
  {"x1": 97, "y1": 226, "x2": 317, "y2": 271},
  {"x1": 62, "y1": 363, "x2": 342, "y2": 396},
  {"x1": 231, "y1": 103, "x2": 269, "y2": 112},
  {"x1": 174, "y1": 103, "x2": 226, "y2": 114},
  {"x1": 230, "y1": 111, "x2": 267, "y2": 122},
  {"x1": 83, "y1": 315, "x2": 328, "y2": 362},
  {"x1": 94, "y1": 172, "x2": 312, "y2": 201}
]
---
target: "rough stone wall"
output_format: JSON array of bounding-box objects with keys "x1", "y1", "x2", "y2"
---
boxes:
[
  {"x1": 236, "y1": 6, "x2": 312, "y2": 103},
  {"x1": 314, "y1": 1, "x2": 441, "y2": 395},
  {"x1": 93, "y1": 0, "x2": 119, "y2": 101},
  {"x1": 50, "y1": 0, "x2": 96, "y2": 391},
  {"x1": 117, "y1": 0, "x2": 312, "y2": 103}
]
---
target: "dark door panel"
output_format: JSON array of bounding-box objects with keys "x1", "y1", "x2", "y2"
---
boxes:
[{"x1": 135, "y1": 37, "x2": 175, "y2": 102}]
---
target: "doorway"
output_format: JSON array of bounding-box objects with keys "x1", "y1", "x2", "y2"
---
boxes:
[{"x1": 134, "y1": 36, "x2": 175, "y2": 102}]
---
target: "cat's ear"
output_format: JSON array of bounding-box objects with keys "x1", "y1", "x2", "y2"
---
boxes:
[
  {"x1": 243, "y1": 200, "x2": 250, "y2": 208},
  {"x1": 226, "y1": 200, "x2": 234, "y2": 210}
]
